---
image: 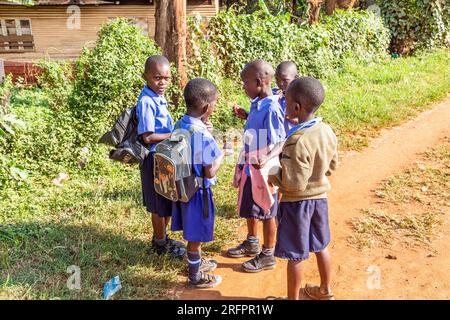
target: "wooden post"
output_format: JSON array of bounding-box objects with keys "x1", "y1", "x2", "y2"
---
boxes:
[
  {"x1": 164, "y1": 0, "x2": 187, "y2": 88},
  {"x1": 154, "y1": 0, "x2": 169, "y2": 49},
  {"x1": 308, "y1": 0, "x2": 323, "y2": 24},
  {"x1": 326, "y1": 0, "x2": 337, "y2": 15}
]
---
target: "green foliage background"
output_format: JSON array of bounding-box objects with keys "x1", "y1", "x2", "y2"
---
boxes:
[
  {"x1": 377, "y1": 0, "x2": 450, "y2": 54},
  {"x1": 207, "y1": 9, "x2": 390, "y2": 79}
]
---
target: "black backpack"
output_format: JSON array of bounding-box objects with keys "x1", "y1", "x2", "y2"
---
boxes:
[{"x1": 99, "y1": 106, "x2": 149, "y2": 165}]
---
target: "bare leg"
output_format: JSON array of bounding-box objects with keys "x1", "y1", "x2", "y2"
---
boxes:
[
  {"x1": 262, "y1": 217, "x2": 277, "y2": 249},
  {"x1": 152, "y1": 213, "x2": 166, "y2": 240},
  {"x1": 187, "y1": 242, "x2": 201, "y2": 252},
  {"x1": 164, "y1": 216, "x2": 170, "y2": 229},
  {"x1": 247, "y1": 218, "x2": 258, "y2": 238},
  {"x1": 287, "y1": 260, "x2": 303, "y2": 300},
  {"x1": 315, "y1": 248, "x2": 332, "y2": 294}
]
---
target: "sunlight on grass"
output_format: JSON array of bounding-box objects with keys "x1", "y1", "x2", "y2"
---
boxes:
[
  {"x1": 1, "y1": 50, "x2": 449, "y2": 299},
  {"x1": 349, "y1": 140, "x2": 449, "y2": 251}
]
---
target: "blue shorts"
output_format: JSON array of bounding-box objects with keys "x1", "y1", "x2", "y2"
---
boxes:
[
  {"x1": 239, "y1": 178, "x2": 278, "y2": 220},
  {"x1": 140, "y1": 152, "x2": 173, "y2": 217},
  {"x1": 275, "y1": 199, "x2": 330, "y2": 261},
  {"x1": 171, "y1": 188, "x2": 215, "y2": 243}
]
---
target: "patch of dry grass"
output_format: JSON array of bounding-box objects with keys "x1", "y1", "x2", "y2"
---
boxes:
[
  {"x1": 349, "y1": 209, "x2": 443, "y2": 250},
  {"x1": 349, "y1": 139, "x2": 449, "y2": 250}
]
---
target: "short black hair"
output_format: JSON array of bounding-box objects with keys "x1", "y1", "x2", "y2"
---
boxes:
[
  {"x1": 184, "y1": 78, "x2": 218, "y2": 111},
  {"x1": 241, "y1": 59, "x2": 274, "y2": 82},
  {"x1": 144, "y1": 55, "x2": 170, "y2": 74},
  {"x1": 276, "y1": 61, "x2": 298, "y2": 76},
  {"x1": 287, "y1": 77, "x2": 325, "y2": 113}
]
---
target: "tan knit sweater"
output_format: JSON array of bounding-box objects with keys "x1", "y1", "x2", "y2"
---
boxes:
[{"x1": 269, "y1": 122, "x2": 338, "y2": 202}]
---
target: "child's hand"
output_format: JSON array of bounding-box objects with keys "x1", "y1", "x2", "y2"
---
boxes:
[
  {"x1": 233, "y1": 104, "x2": 248, "y2": 120},
  {"x1": 251, "y1": 156, "x2": 267, "y2": 170}
]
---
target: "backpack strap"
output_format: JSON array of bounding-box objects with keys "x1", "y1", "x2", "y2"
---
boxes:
[{"x1": 201, "y1": 167, "x2": 209, "y2": 219}]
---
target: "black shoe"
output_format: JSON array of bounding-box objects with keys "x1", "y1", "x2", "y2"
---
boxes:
[
  {"x1": 150, "y1": 237, "x2": 186, "y2": 259},
  {"x1": 188, "y1": 272, "x2": 222, "y2": 289},
  {"x1": 242, "y1": 252, "x2": 276, "y2": 273},
  {"x1": 226, "y1": 239, "x2": 260, "y2": 258},
  {"x1": 166, "y1": 236, "x2": 186, "y2": 250}
]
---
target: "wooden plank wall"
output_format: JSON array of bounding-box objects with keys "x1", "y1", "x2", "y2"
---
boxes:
[{"x1": 0, "y1": 2, "x2": 218, "y2": 60}]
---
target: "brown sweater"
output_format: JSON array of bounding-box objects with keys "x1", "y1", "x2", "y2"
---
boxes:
[{"x1": 269, "y1": 122, "x2": 338, "y2": 202}]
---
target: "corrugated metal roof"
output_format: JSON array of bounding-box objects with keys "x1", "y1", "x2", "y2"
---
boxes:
[{"x1": 0, "y1": 0, "x2": 116, "y2": 5}]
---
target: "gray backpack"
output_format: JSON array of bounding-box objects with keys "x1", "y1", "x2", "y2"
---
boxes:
[{"x1": 153, "y1": 125, "x2": 210, "y2": 217}]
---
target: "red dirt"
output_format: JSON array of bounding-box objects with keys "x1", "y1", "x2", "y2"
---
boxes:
[{"x1": 176, "y1": 96, "x2": 450, "y2": 300}]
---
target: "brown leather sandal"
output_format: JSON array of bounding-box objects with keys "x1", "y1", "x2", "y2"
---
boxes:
[{"x1": 304, "y1": 284, "x2": 335, "y2": 300}]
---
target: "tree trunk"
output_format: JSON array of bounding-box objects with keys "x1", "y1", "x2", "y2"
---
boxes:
[
  {"x1": 326, "y1": 0, "x2": 337, "y2": 15},
  {"x1": 308, "y1": 0, "x2": 323, "y2": 24},
  {"x1": 154, "y1": 0, "x2": 169, "y2": 49},
  {"x1": 155, "y1": 0, "x2": 188, "y2": 94},
  {"x1": 165, "y1": 0, "x2": 188, "y2": 88},
  {"x1": 337, "y1": 0, "x2": 359, "y2": 9}
]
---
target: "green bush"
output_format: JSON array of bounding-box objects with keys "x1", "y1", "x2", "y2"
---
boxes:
[
  {"x1": 36, "y1": 59, "x2": 73, "y2": 112},
  {"x1": 70, "y1": 18, "x2": 160, "y2": 145},
  {"x1": 378, "y1": 0, "x2": 450, "y2": 54},
  {"x1": 207, "y1": 9, "x2": 390, "y2": 78},
  {"x1": 187, "y1": 14, "x2": 223, "y2": 86},
  {"x1": 0, "y1": 75, "x2": 28, "y2": 189},
  {"x1": 0, "y1": 74, "x2": 13, "y2": 114}
]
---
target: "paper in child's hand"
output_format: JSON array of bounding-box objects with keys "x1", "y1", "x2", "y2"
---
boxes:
[{"x1": 233, "y1": 104, "x2": 248, "y2": 120}]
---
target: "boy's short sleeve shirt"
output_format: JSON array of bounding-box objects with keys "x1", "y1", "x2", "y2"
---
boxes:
[
  {"x1": 176, "y1": 115, "x2": 222, "y2": 187},
  {"x1": 244, "y1": 95, "x2": 286, "y2": 153},
  {"x1": 272, "y1": 87, "x2": 291, "y2": 133},
  {"x1": 136, "y1": 85, "x2": 173, "y2": 152}
]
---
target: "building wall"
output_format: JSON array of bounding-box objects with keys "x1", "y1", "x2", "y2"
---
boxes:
[{"x1": 0, "y1": 2, "x2": 218, "y2": 61}]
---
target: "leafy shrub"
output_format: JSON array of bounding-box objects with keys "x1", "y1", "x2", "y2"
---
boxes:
[
  {"x1": 187, "y1": 14, "x2": 223, "y2": 86},
  {"x1": 0, "y1": 74, "x2": 13, "y2": 114},
  {"x1": 36, "y1": 59, "x2": 74, "y2": 112},
  {"x1": 70, "y1": 18, "x2": 160, "y2": 145},
  {"x1": 0, "y1": 75, "x2": 28, "y2": 189},
  {"x1": 207, "y1": 9, "x2": 390, "y2": 78},
  {"x1": 378, "y1": 0, "x2": 450, "y2": 54}
]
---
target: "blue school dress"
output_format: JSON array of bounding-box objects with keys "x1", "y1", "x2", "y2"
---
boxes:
[
  {"x1": 171, "y1": 115, "x2": 222, "y2": 242},
  {"x1": 239, "y1": 95, "x2": 286, "y2": 220}
]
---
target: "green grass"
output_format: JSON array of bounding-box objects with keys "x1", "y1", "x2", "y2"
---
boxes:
[
  {"x1": 0, "y1": 156, "x2": 241, "y2": 299},
  {"x1": 1, "y1": 49, "x2": 449, "y2": 299},
  {"x1": 320, "y1": 49, "x2": 450, "y2": 150}
]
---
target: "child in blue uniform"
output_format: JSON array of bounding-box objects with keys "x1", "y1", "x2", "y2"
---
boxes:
[
  {"x1": 137, "y1": 55, "x2": 185, "y2": 258},
  {"x1": 171, "y1": 78, "x2": 224, "y2": 288},
  {"x1": 272, "y1": 61, "x2": 299, "y2": 133},
  {"x1": 227, "y1": 60, "x2": 286, "y2": 273},
  {"x1": 234, "y1": 61, "x2": 299, "y2": 136}
]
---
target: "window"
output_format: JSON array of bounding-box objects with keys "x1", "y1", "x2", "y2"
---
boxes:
[
  {"x1": 20, "y1": 20, "x2": 32, "y2": 35},
  {"x1": 0, "y1": 18, "x2": 32, "y2": 36},
  {"x1": 0, "y1": 18, "x2": 34, "y2": 52}
]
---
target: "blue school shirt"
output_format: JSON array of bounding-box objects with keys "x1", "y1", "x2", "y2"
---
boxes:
[
  {"x1": 272, "y1": 87, "x2": 292, "y2": 134},
  {"x1": 136, "y1": 85, "x2": 173, "y2": 152},
  {"x1": 174, "y1": 115, "x2": 222, "y2": 188},
  {"x1": 244, "y1": 95, "x2": 286, "y2": 154}
]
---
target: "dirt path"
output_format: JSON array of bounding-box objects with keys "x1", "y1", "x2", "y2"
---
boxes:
[{"x1": 177, "y1": 96, "x2": 450, "y2": 300}]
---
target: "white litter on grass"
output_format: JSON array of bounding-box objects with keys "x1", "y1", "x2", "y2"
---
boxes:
[{"x1": 52, "y1": 173, "x2": 69, "y2": 186}]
